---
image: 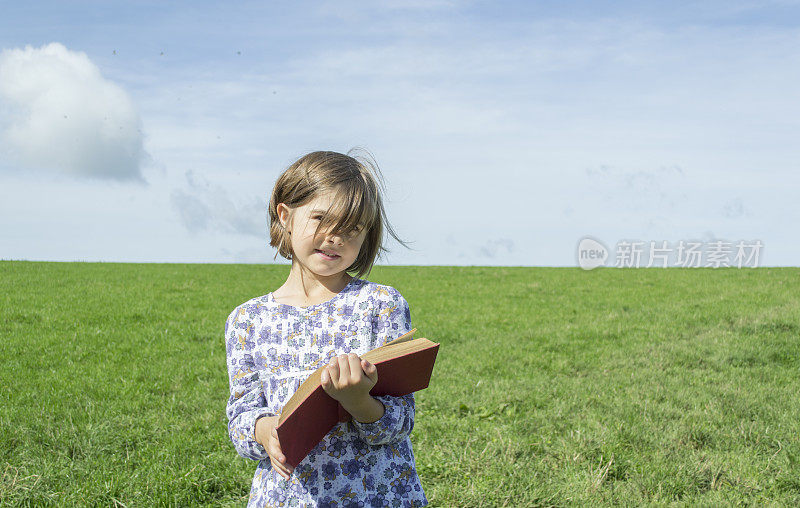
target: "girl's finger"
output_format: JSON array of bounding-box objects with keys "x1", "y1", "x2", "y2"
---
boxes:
[
  {"x1": 341, "y1": 354, "x2": 353, "y2": 378},
  {"x1": 347, "y1": 353, "x2": 362, "y2": 381},
  {"x1": 362, "y1": 359, "x2": 378, "y2": 382},
  {"x1": 272, "y1": 461, "x2": 290, "y2": 480},
  {"x1": 269, "y1": 441, "x2": 285, "y2": 463},
  {"x1": 271, "y1": 455, "x2": 293, "y2": 476},
  {"x1": 327, "y1": 357, "x2": 340, "y2": 388}
]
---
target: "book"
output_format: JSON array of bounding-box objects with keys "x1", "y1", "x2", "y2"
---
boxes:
[{"x1": 275, "y1": 328, "x2": 439, "y2": 468}]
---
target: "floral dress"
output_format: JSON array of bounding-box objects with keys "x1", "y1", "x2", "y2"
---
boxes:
[{"x1": 224, "y1": 277, "x2": 428, "y2": 507}]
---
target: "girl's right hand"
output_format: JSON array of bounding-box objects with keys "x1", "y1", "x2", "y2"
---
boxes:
[{"x1": 255, "y1": 415, "x2": 295, "y2": 480}]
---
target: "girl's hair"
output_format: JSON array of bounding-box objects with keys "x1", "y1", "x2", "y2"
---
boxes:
[{"x1": 268, "y1": 148, "x2": 408, "y2": 279}]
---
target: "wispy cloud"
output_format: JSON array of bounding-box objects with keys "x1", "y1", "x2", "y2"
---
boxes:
[
  {"x1": 0, "y1": 42, "x2": 147, "y2": 182},
  {"x1": 723, "y1": 197, "x2": 750, "y2": 219},
  {"x1": 170, "y1": 169, "x2": 265, "y2": 237},
  {"x1": 584, "y1": 164, "x2": 688, "y2": 214},
  {"x1": 479, "y1": 238, "x2": 515, "y2": 259}
]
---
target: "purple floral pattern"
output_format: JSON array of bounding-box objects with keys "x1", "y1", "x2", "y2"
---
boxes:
[{"x1": 225, "y1": 278, "x2": 428, "y2": 507}]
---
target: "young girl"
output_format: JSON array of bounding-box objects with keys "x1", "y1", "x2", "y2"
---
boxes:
[{"x1": 224, "y1": 150, "x2": 428, "y2": 507}]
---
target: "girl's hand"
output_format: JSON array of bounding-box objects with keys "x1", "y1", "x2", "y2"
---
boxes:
[
  {"x1": 320, "y1": 353, "x2": 378, "y2": 409},
  {"x1": 255, "y1": 415, "x2": 294, "y2": 480}
]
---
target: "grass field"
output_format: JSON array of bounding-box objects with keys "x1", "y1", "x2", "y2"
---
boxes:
[{"x1": 1, "y1": 261, "x2": 798, "y2": 506}]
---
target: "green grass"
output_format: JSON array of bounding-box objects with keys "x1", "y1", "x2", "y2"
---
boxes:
[{"x1": 1, "y1": 261, "x2": 799, "y2": 506}]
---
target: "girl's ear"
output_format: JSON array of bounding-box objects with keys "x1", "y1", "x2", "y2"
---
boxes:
[{"x1": 277, "y1": 203, "x2": 291, "y2": 228}]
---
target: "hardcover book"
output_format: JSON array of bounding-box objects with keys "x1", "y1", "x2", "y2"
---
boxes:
[{"x1": 275, "y1": 328, "x2": 439, "y2": 468}]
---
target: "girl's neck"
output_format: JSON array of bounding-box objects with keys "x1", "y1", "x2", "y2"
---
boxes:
[{"x1": 278, "y1": 264, "x2": 353, "y2": 300}]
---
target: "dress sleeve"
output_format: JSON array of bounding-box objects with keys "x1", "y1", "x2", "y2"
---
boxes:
[
  {"x1": 350, "y1": 289, "x2": 417, "y2": 445},
  {"x1": 224, "y1": 306, "x2": 275, "y2": 461}
]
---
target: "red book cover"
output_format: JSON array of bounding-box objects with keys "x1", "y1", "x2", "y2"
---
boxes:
[{"x1": 275, "y1": 334, "x2": 439, "y2": 468}]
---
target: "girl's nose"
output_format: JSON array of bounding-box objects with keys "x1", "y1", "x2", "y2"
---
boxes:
[{"x1": 325, "y1": 231, "x2": 345, "y2": 245}]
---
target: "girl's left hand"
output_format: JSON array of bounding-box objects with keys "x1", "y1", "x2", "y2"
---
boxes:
[{"x1": 320, "y1": 353, "x2": 378, "y2": 408}]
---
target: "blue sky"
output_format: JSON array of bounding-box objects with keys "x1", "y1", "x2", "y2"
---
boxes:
[{"x1": 1, "y1": 1, "x2": 798, "y2": 266}]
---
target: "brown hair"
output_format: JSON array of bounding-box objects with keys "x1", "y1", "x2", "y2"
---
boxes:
[{"x1": 268, "y1": 148, "x2": 409, "y2": 279}]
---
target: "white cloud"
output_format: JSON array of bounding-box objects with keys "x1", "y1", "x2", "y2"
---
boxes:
[{"x1": 0, "y1": 42, "x2": 147, "y2": 182}]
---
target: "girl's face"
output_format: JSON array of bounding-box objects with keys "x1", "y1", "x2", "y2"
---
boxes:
[{"x1": 279, "y1": 189, "x2": 367, "y2": 280}]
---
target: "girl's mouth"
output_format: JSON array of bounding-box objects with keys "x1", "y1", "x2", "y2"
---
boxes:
[{"x1": 315, "y1": 249, "x2": 340, "y2": 260}]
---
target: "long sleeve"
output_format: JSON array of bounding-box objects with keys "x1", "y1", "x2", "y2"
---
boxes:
[
  {"x1": 351, "y1": 289, "x2": 416, "y2": 445},
  {"x1": 224, "y1": 306, "x2": 275, "y2": 461}
]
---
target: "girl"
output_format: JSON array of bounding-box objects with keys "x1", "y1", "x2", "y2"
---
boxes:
[{"x1": 224, "y1": 150, "x2": 428, "y2": 507}]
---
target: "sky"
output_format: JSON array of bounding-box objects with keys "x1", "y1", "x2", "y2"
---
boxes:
[{"x1": 1, "y1": 1, "x2": 798, "y2": 267}]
